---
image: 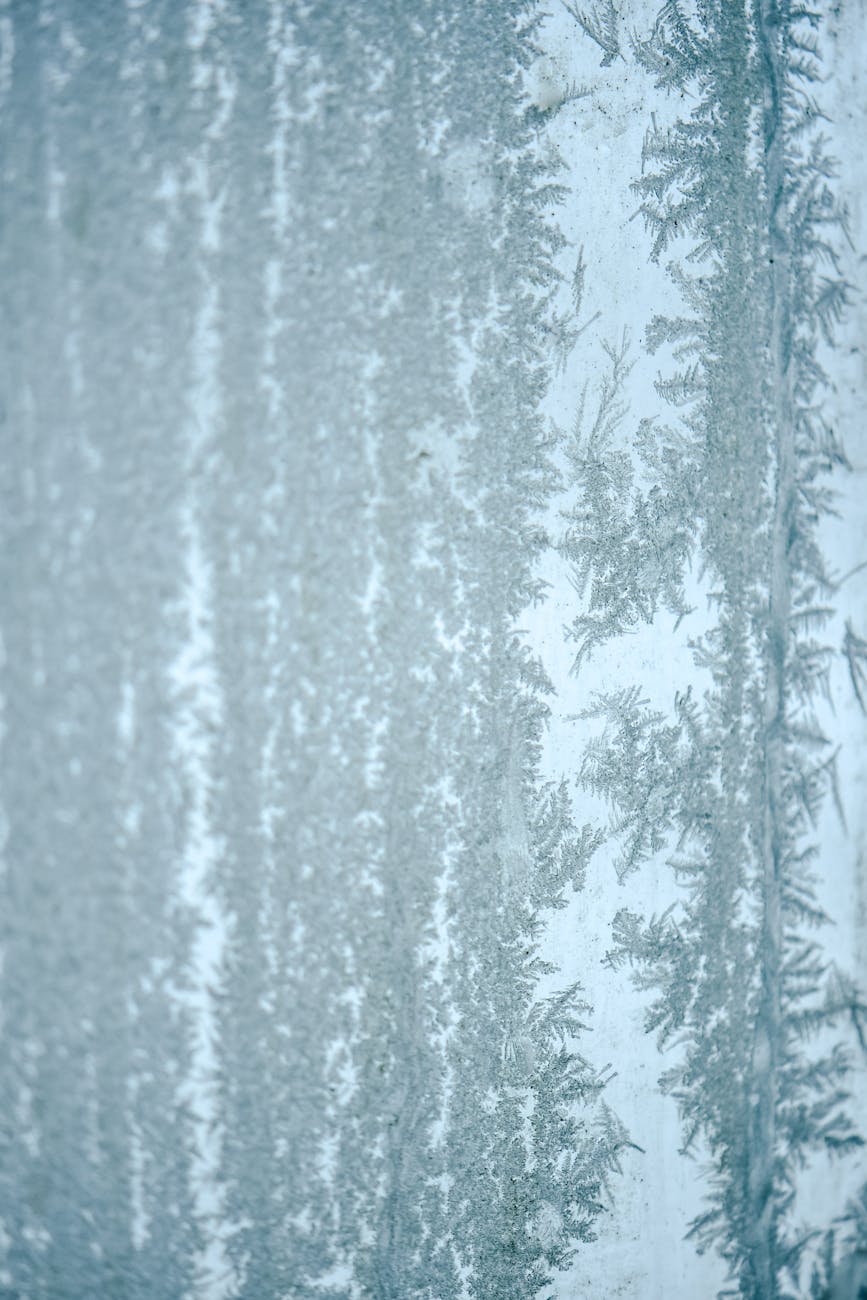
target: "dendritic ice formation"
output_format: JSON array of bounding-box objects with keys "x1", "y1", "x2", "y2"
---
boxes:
[{"x1": 0, "y1": 2, "x2": 864, "y2": 1299}]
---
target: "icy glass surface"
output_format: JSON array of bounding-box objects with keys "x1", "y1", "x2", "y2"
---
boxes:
[{"x1": 0, "y1": 2, "x2": 865, "y2": 1298}]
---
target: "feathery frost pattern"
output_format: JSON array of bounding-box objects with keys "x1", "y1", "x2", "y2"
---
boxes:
[
  {"x1": 561, "y1": 2, "x2": 867, "y2": 1297},
  {"x1": 0, "y1": 1, "x2": 864, "y2": 1298}
]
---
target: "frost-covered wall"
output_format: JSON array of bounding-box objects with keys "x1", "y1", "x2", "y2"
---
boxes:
[{"x1": 0, "y1": 3, "x2": 865, "y2": 1299}]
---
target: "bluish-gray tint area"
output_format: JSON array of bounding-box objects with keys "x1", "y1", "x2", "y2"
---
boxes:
[{"x1": 0, "y1": 2, "x2": 865, "y2": 1299}]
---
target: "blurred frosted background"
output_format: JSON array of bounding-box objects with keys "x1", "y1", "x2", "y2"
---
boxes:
[{"x1": 1, "y1": 2, "x2": 865, "y2": 1297}]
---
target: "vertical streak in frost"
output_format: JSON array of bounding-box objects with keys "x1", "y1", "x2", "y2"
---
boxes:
[
  {"x1": 0, "y1": 0, "x2": 16, "y2": 1030},
  {"x1": 258, "y1": 0, "x2": 294, "y2": 854},
  {"x1": 748, "y1": 6, "x2": 790, "y2": 1289},
  {"x1": 0, "y1": 2, "x2": 12, "y2": 117},
  {"x1": 167, "y1": 3, "x2": 235, "y2": 1293}
]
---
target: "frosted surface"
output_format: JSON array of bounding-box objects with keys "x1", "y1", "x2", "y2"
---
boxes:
[{"x1": 0, "y1": 2, "x2": 865, "y2": 1298}]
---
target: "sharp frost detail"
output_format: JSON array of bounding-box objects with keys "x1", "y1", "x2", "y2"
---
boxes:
[
  {"x1": 560, "y1": 2, "x2": 867, "y2": 1297},
  {"x1": 0, "y1": 2, "x2": 863, "y2": 1299}
]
